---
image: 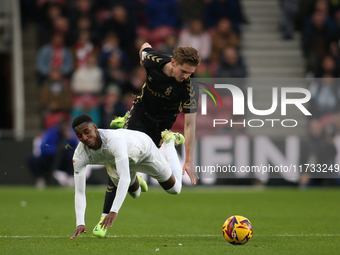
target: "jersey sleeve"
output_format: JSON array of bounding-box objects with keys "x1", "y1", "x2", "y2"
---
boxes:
[
  {"x1": 141, "y1": 47, "x2": 170, "y2": 69},
  {"x1": 73, "y1": 149, "x2": 89, "y2": 226},
  {"x1": 182, "y1": 75, "x2": 199, "y2": 114},
  {"x1": 106, "y1": 135, "x2": 131, "y2": 213},
  {"x1": 110, "y1": 158, "x2": 130, "y2": 213}
]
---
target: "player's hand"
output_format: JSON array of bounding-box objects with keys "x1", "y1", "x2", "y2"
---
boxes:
[
  {"x1": 183, "y1": 161, "x2": 199, "y2": 185},
  {"x1": 100, "y1": 212, "x2": 118, "y2": 230},
  {"x1": 70, "y1": 225, "x2": 87, "y2": 239}
]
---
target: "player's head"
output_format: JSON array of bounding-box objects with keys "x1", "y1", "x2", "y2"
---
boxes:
[
  {"x1": 171, "y1": 47, "x2": 200, "y2": 82},
  {"x1": 72, "y1": 115, "x2": 101, "y2": 150}
]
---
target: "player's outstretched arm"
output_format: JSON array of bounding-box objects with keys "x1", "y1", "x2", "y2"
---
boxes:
[
  {"x1": 100, "y1": 152, "x2": 130, "y2": 229},
  {"x1": 139, "y1": 42, "x2": 152, "y2": 67},
  {"x1": 183, "y1": 113, "x2": 199, "y2": 185},
  {"x1": 70, "y1": 225, "x2": 87, "y2": 239}
]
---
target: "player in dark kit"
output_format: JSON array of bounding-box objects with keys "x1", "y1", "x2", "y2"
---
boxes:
[{"x1": 93, "y1": 42, "x2": 201, "y2": 237}]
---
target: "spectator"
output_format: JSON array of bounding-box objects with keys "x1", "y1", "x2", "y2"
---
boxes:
[
  {"x1": 195, "y1": 62, "x2": 212, "y2": 78},
  {"x1": 120, "y1": 66, "x2": 146, "y2": 110},
  {"x1": 37, "y1": 3, "x2": 63, "y2": 45},
  {"x1": 210, "y1": 18, "x2": 240, "y2": 62},
  {"x1": 68, "y1": 0, "x2": 97, "y2": 32},
  {"x1": 98, "y1": 32, "x2": 127, "y2": 70},
  {"x1": 309, "y1": 74, "x2": 340, "y2": 117},
  {"x1": 36, "y1": 0, "x2": 67, "y2": 25},
  {"x1": 27, "y1": 120, "x2": 78, "y2": 188},
  {"x1": 40, "y1": 68, "x2": 72, "y2": 128},
  {"x1": 178, "y1": 19, "x2": 212, "y2": 61},
  {"x1": 205, "y1": 0, "x2": 243, "y2": 33},
  {"x1": 145, "y1": 0, "x2": 179, "y2": 29},
  {"x1": 295, "y1": 0, "x2": 316, "y2": 32},
  {"x1": 315, "y1": 55, "x2": 339, "y2": 77},
  {"x1": 103, "y1": 50, "x2": 127, "y2": 86},
  {"x1": 36, "y1": 33, "x2": 73, "y2": 81},
  {"x1": 145, "y1": 26, "x2": 177, "y2": 50},
  {"x1": 99, "y1": 84, "x2": 127, "y2": 128},
  {"x1": 69, "y1": 15, "x2": 99, "y2": 46},
  {"x1": 52, "y1": 16, "x2": 73, "y2": 46},
  {"x1": 71, "y1": 29, "x2": 98, "y2": 69},
  {"x1": 158, "y1": 33, "x2": 178, "y2": 55},
  {"x1": 100, "y1": 5, "x2": 137, "y2": 52},
  {"x1": 39, "y1": 15, "x2": 73, "y2": 47},
  {"x1": 279, "y1": 0, "x2": 300, "y2": 39},
  {"x1": 71, "y1": 94, "x2": 101, "y2": 126},
  {"x1": 107, "y1": 0, "x2": 145, "y2": 26},
  {"x1": 127, "y1": 35, "x2": 147, "y2": 69},
  {"x1": 302, "y1": 11, "x2": 337, "y2": 73},
  {"x1": 216, "y1": 46, "x2": 247, "y2": 79},
  {"x1": 71, "y1": 53, "x2": 104, "y2": 95},
  {"x1": 300, "y1": 118, "x2": 337, "y2": 187},
  {"x1": 295, "y1": 0, "x2": 335, "y2": 32},
  {"x1": 179, "y1": 0, "x2": 205, "y2": 26},
  {"x1": 122, "y1": 65, "x2": 146, "y2": 96}
]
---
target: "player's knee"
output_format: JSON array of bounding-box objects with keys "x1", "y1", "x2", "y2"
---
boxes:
[
  {"x1": 165, "y1": 180, "x2": 181, "y2": 195},
  {"x1": 128, "y1": 185, "x2": 141, "y2": 198},
  {"x1": 128, "y1": 191, "x2": 140, "y2": 198}
]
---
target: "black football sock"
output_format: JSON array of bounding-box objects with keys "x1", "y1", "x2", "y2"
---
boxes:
[{"x1": 103, "y1": 177, "x2": 117, "y2": 214}]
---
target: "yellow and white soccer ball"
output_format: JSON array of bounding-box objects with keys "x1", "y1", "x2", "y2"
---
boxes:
[{"x1": 222, "y1": 215, "x2": 253, "y2": 245}]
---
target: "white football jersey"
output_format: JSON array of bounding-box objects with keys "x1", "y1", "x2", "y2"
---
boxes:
[
  {"x1": 72, "y1": 128, "x2": 178, "y2": 226},
  {"x1": 73, "y1": 129, "x2": 152, "y2": 177}
]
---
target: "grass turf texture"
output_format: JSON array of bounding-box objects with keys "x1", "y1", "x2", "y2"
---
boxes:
[{"x1": 0, "y1": 186, "x2": 339, "y2": 255}]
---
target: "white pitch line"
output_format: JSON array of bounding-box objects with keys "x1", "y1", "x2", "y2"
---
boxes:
[{"x1": 0, "y1": 234, "x2": 339, "y2": 238}]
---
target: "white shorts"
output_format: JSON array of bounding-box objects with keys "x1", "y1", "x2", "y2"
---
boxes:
[
  {"x1": 107, "y1": 138, "x2": 172, "y2": 186},
  {"x1": 130, "y1": 144, "x2": 172, "y2": 183}
]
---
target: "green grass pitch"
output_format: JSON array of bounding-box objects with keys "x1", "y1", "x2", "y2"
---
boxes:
[{"x1": 0, "y1": 186, "x2": 339, "y2": 255}]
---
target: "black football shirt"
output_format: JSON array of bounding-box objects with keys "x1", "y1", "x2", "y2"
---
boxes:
[{"x1": 134, "y1": 47, "x2": 199, "y2": 124}]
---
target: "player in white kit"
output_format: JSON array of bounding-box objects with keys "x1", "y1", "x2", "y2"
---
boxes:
[{"x1": 70, "y1": 114, "x2": 185, "y2": 239}]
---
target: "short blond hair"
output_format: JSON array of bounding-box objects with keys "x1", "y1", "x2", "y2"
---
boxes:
[{"x1": 173, "y1": 46, "x2": 201, "y2": 67}]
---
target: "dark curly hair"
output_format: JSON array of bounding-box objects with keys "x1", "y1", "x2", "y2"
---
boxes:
[{"x1": 72, "y1": 115, "x2": 94, "y2": 129}]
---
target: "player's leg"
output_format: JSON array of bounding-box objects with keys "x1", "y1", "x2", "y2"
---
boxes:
[
  {"x1": 103, "y1": 177, "x2": 117, "y2": 214},
  {"x1": 93, "y1": 177, "x2": 116, "y2": 238},
  {"x1": 128, "y1": 172, "x2": 141, "y2": 198},
  {"x1": 124, "y1": 105, "x2": 149, "y2": 133},
  {"x1": 94, "y1": 108, "x2": 136, "y2": 237},
  {"x1": 159, "y1": 134, "x2": 184, "y2": 195},
  {"x1": 94, "y1": 107, "x2": 149, "y2": 237},
  {"x1": 93, "y1": 173, "x2": 147, "y2": 238},
  {"x1": 161, "y1": 130, "x2": 186, "y2": 194},
  {"x1": 142, "y1": 130, "x2": 184, "y2": 195}
]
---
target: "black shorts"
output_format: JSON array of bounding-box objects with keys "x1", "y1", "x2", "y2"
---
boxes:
[{"x1": 125, "y1": 104, "x2": 173, "y2": 148}]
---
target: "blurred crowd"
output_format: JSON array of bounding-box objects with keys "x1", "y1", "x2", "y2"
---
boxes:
[
  {"x1": 23, "y1": 0, "x2": 340, "y2": 187},
  {"x1": 279, "y1": 0, "x2": 340, "y2": 186},
  {"x1": 24, "y1": 0, "x2": 248, "y2": 187},
  {"x1": 29, "y1": 0, "x2": 249, "y2": 131},
  {"x1": 283, "y1": 0, "x2": 340, "y2": 122}
]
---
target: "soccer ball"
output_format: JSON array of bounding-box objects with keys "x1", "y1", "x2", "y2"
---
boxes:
[{"x1": 222, "y1": 215, "x2": 253, "y2": 245}]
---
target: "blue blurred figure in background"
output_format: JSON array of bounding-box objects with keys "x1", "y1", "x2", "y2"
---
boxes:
[{"x1": 27, "y1": 119, "x2": 78, "y2": 188}]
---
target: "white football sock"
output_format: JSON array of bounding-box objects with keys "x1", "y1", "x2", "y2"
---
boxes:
[
  {"x1": 165, "y1": 139, "x2": 182, "y2": 193},
  {"x1": 128, "y1": 186, "x2": 141, "y2": 198},
  {"x1": 165, "y1": 180, "x2": 181, "y2": 195}
]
